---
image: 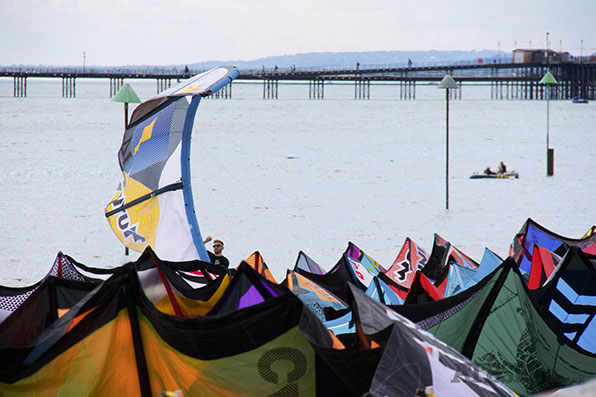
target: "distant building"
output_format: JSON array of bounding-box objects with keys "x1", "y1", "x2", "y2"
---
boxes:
[{"x1": 512, "y1": 49, "x2": 572, "y2": 64}]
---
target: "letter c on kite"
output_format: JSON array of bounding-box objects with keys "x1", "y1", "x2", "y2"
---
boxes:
[{"x1": 258, "y1": 347, "x2": 307, "y2": 393}]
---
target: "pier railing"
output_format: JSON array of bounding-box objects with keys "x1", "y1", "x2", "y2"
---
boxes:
[
  {"x1": 2, "y1": 57, "x2": 595, "y2": 100},
  {"x1": 0, "y1": 56, "x2": 518, "y2": 76}
]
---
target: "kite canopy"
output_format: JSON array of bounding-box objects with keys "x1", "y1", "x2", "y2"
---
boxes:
[
  {"x1": 295, "y1": 250, "x2": 326, "y2": 275},
  {"x1": 105, "y1": 66, "x2": 239, "y2": 262},
  {"x1": 511, "y1": 218, "x2": 596, "y2": 273},
  {"x1": 0, "y1": 247, "x2": 517, "y2": 396},
  {"x1": 394, "y1": 258, "x2": 596, "y2": 396},
  {"x1": 535, "y1": 247, "x2": 596, "y2": 354},
  {"x1": 383, "y1": 237, "x2": 429, "y2": 299},
  {"x1": 0, "y1": 251, "x2": 111, "y2": 324}
]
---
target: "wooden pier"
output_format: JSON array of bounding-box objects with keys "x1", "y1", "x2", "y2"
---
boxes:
[{"x1": 2, "y1": 61, "x2": 594, "y2": 100}]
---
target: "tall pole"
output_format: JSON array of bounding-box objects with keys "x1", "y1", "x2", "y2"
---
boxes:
[
  {"x1": 438, "y1": 73, "x2": 457, "y2": 209},
  {"x1": 546, "y1": 32, "x2": 550, "y2": 167},
  {"x1": 111, "y1": 82, "x2": 141, "y2": 255},
  {"x1": 543, "y1": 32, "x2": 555, "y2": 176},
  {"x1": 124, "y1": 100, "x2": 129, "y2": 256},
  {"x1": 546, "y1": 86, "x2": 550, "y2": 151},
  {"x1": 124, "y1": 102, "x2": 129, "y2": 129},
  {"x1": 540, "y1": 71, "x2": 558, "y2": 175},
  {"x1": 83, "y1": 51, "x2": 86, "y2": 73},
  {"x1": 546, "y1": 32, "x2": 550, "y2": 152},
  {"x1": 445, "y1": 88, "x2": 450, "y2": 210}
]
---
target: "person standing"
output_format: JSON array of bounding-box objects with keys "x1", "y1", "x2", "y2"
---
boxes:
[{"x1": 203, "y1": 236, "x2": 230, "y2": 268}]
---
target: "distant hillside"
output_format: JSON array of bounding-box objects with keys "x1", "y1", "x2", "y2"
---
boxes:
[
  {"x1": 1, "y1": 49, "x2": 508, "y2": 70},
  {"x1": 184, "y1": 49, "x2": 505, "y2": 71},
  {"x1": 6, "y1": 49, "x2": 595, "y2": 70}
]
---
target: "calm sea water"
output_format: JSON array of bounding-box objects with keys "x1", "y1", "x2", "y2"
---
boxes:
[{"x1": 1, "y1": 77, "x2": 595, "y2": 285}]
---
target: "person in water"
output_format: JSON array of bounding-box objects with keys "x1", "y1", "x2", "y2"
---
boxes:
[
  {"x1": 203, "y1": 236, "x2": 230, "y2": 268},
  {"x1": 497, "y1": 161, "x2": 507, "y2": 174}
]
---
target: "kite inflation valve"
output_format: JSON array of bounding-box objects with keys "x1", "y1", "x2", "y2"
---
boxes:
[
  {"x1": 160, "y1": 391, "x2": 182, "y2": 397},
  {"x1": 415, "y1": 386, "x2": 435, "y2": 396},
  {"x1": 547, "y1": 148, "x2": 554, "y2": 176}
]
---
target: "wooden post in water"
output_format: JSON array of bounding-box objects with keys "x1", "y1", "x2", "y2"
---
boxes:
[{"x1": 539, "y1": 71, "x2": 558, "y2": 176}]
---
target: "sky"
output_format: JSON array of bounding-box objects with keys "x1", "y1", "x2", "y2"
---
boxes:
[{"x1": 1, "y1": 0, "x2": 595, "y2": 66}]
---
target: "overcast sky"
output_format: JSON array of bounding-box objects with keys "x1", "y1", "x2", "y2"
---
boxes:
[{"x1": 1, "y1": 0, "x2": 595, "y2": 66}]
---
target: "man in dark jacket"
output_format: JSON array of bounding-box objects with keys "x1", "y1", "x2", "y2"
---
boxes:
[{"x1": 203, "y1": 236, "x2": 230, "y2": 268}]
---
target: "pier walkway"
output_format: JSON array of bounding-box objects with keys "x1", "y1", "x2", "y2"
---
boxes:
[{"x1": 2, "y1": 60, "x2": 594, "y2": 100}]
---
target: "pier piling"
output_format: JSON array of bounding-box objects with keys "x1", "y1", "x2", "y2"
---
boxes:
[
  {"x1": 400, "y1": 80, "x2": 416, "y2": 100},
  {"x1": 13, "y1": 76, "x2": 27, "y2": 97},
  {"x1": 263, "y1": 80, "x2": 278, "y2": 99},
  {"x1": 156, "y1": 78, "x2": 171, "y2": 94},
  {"x1": 309, "y1": 79, "x2": 324, "y2": 100},
  {"x1": 62, "y1": 77, "x2": 76, "y2": 97},
  {"x1": 355, "y1": 78, "x2": 370, "y2": 99},
  {"x1": 109, "y1": 78, "x2": 124, "y2": 98},
  {"x1": 211, "y1": 83, "x2": 232, "y2": 99}
]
